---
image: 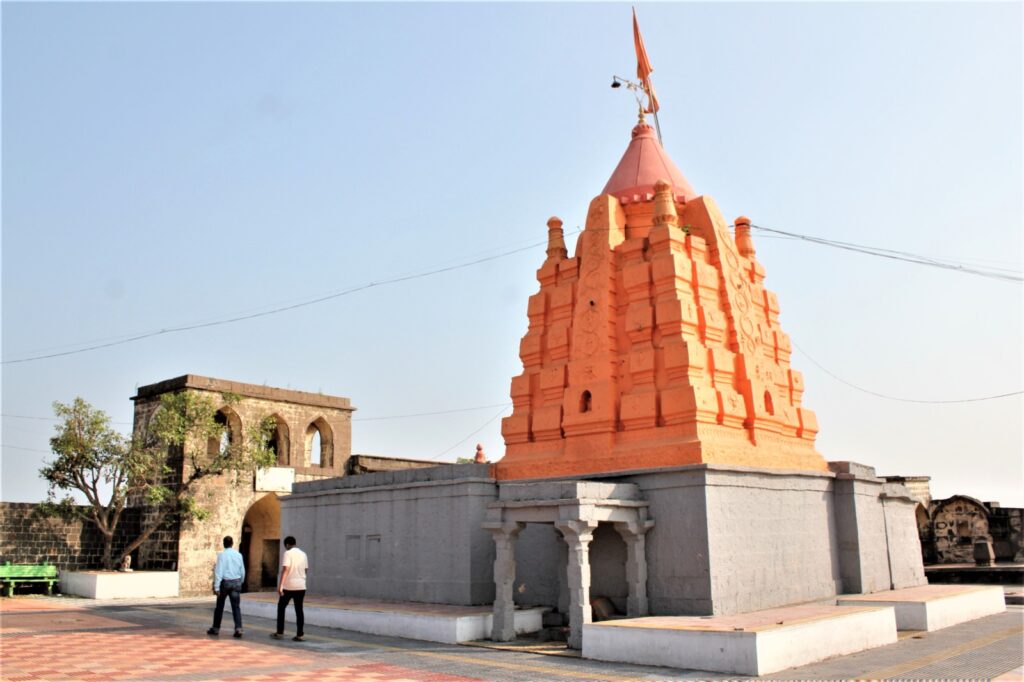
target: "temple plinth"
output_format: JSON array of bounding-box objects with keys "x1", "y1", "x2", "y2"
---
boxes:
[{"x1": 496, "y1": 122, "x2": 824, "y2": 480}]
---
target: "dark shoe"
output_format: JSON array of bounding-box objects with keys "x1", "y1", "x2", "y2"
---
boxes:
[
  {"x1": 233, "y1": 630, "x2": 243, "y2": 638},
  {"x1": 270, "y1": 633, "x2": 284, "y2": 640},
  {"x1": 206, "y1": 628, "x2": 219, "y2": 636},
  {"x1": 292, "y1": 635, "x2": 305, "y2": 642}
]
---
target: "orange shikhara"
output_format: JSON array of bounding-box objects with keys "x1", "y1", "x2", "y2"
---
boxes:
[{"x1": 495, "y1": 121, "x2": 824, "y2": 480}]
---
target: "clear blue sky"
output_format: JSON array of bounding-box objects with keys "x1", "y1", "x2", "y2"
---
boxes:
[{"x1": 3, "y1": 2, "x2": 1021, "y2": 506}]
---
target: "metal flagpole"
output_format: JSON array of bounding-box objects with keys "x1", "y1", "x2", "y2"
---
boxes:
[{"x1": 651, "y1": 100, "x2": 663, "y2": 144}]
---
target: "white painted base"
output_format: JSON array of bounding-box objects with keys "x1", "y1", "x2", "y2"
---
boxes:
[
  {"x1": 583, "y1": 606, "x2": 897, "y2": 677},
  {"x1": 838, "y1": 585, "x2": 1006, "y2": 631},
  {"x1": 59, "y1": 571, "x2": 179, "y2": 599},
  {"x1": 242, "y1": 599, "x2": 543, "y2": 644}
]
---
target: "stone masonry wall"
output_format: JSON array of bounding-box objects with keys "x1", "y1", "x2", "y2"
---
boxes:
[
  {"x1": 130, "y1": 376, "x2": 354, "y2": 596},
  {"x1": 283, "y1": 464, "x2": 497, "y2": 605},
  {"x1": 990, "y1": 507, "x2": 1024, "y2": 562},
  {"x1": 0, "y1": 502, "x2": 141, "y2": 571}
]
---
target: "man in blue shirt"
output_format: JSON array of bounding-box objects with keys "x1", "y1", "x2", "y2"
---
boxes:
[{"x1": 208, "y1": 536, "x2": 246, "y2": 638}]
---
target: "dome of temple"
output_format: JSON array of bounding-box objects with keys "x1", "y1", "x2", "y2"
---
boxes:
[{"x1": 602, "y1": 122, "x2": 697, "y2": 201}]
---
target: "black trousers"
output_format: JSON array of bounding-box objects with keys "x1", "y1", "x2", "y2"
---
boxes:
[
  {"x1": 276, "y1": 589, "x2": 305, "y2": 636},
  {"x1": 212, "y1": 580, "x2": 242, "y2": 631}
]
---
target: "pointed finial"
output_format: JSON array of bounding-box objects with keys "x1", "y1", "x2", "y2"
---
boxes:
[
  {"x1": 546, "y1": 216, "x2": 567, "y2": 260},
  {"x1": 474, "y1": 443, "x2": 487, "y2": 463},
  {"x1": 734, "y1": 216, "x2": 756, "y2": 257},
  {"x1": 652, "y1": 179, "x2": 678, "y2": 227}
]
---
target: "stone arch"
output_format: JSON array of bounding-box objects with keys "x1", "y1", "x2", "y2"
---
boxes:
[
  {"x1": 932, "y1": 495, "x2": 990, "y2": 563},
  {"x1": 267, "y1": 414, "x2": 290, "y2": 466},
  {"x1": 240, "y1": 493, "x2": 281, "y2": 592},
  {"x1": 208, "y1": 406, "x2": 242, "y2": 457},
  {"x1": 305, "y1": 417, "x2": 333, "y2": 468}
]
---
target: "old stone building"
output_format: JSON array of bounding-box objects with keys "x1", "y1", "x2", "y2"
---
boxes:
[
  {"x1": 922, "y1": 496, "x2": 1023, "y2": 564},
  {"x1": 130, "y1": 375, "x2": 355, "y2": 595},
  {"x1": 883, "y1": 475, "x2": 1024, "y2": 565}
]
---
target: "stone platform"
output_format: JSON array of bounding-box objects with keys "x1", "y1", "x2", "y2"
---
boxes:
[
  {"x1": 241, "y1": 592, "x2": 543, "y2": 644},
  {"x1": 582, "y1": 603, "x2": 897, "y2": 676},
  {"x1": 59, "y1": 570, "x2": 179, "y2": 599},
  {"x1": 838, "y1": 583, "x2": 1006, "y2": 631}
]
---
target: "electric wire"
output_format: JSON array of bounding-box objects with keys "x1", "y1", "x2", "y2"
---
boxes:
[
  {"x1": 430, "y1": 403, "x2": 512, "y2": 460},
  {"x1": 353, "y1": 402, "x2": 511, "y2": 422},
  {"x1": 6, "y1": 221, "x2": 1018, "y2": 365},
  {"x1": 793, "y1": 341, "x2": 1023, "y2": 404},
  {"x1": 750, "y1": 224, "x2": 1023, "y2": 282},
  {"x1": 1, "y1": 236, "x2": 558, "y2": 365}
]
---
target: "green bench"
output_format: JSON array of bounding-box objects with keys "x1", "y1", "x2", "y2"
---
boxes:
[{"x1": 0, "y1": 562, "x2": 59, "y2": 597}]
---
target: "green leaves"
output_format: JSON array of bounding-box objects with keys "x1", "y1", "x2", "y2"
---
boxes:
[
  {"x1": 43, "y1": 398, "x2": 128, "y2": 490},
  {"x1": 40, "y1": 391, "x2": 279, "y2": 569}
]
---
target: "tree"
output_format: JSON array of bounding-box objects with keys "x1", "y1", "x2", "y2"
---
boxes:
[
  {"x1": 41, "y1": 392, "x2": 275, "y2": 570},
  {"x1": 41, "y1": 398, "x2": 133, "y2": 571}
]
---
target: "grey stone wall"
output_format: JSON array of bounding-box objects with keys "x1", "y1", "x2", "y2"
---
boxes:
[
  {"x1": 588, "y1": 522, "x2": 628, "y2": 612},
  {"x1": 513, "y1": 523, "x2": 564, "y2": 609},
  {"x1": 833, "y1": 473, "x2": 891, "y2": 593},
  {"x1": 882, "y1": 486, "x2": 927, "y2": 588},
  {"x1": 700, "y1": 468, "x2": 842, "y2": 614},
  {"x1": 0, "y1": 502, "x2": 141, "y2": 570},
  {"x1": 282, "y1": 464, "x2": 497, "y2": 605},
  {"x1": 623, "y1": 469, "x2": 713, "y2": 615}
]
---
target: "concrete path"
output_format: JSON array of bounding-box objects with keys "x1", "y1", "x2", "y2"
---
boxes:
[{"x1": 1, "y1": 594, "x2": 1021, "y2": 681}]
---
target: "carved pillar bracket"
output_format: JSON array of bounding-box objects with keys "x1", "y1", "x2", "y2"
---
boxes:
[
  {"x1": 483, "y1": 521, "x2": 525, "y2": 642},
  {"x1": 555, "y1": 519, "x2": 598, "y2": 649},
  {"x1": 614, "y1": 517, "x2": 655, "y2": 617}
]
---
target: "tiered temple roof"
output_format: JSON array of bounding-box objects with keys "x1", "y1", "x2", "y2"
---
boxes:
[{"x1": 496, "y1": 119, "x2": 824, "y2": 480}]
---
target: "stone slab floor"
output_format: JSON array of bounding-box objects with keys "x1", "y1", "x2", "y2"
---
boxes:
[{"x1": 1, "y1": 594, "x2": 1021, "y2": 681}]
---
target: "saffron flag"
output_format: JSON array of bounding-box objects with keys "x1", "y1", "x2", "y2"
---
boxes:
[{"x1": 633, "y1": 8, "x2": 660, "y2": 113}]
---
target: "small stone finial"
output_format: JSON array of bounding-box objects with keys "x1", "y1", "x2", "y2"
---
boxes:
[
  {"x1": 652, "y1": 179, "x2": 678, "y2": 227},
  {"x1": 734, "y1": 215, "x2": 756, "y2": 258},
  {"x1": 546, "y1": 216, "x2": 567, "y2": 260},
  {"x1": 474, "y1": 443, "x2": 487, "y2": 464}
]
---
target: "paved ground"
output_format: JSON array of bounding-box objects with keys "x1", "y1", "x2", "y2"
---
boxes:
[{"x1": 1, "y1": 595, "x2": 1021, "y2": 681}]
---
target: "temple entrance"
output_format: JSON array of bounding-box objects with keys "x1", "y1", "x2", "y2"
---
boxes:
[
  {"x1": 485, "y1": 481, "x2": 653, "y2": 650},
  {"x1": 240, "y1": 493, "x2": 281, "y2": 592}
]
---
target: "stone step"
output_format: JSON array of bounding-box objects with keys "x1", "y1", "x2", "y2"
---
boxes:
[
  {"x1": 241, "y1": 594, "x2": 543, "y2": 645},
  {"x1": 837, "y1": 584, "x2": 1006, "y2": 631},
  {"x1": 583, "y1": 603, "x2": 898, "y2": 676}
]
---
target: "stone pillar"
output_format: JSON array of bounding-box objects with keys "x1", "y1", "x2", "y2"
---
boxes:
[
  {"x1": 485, "y1": 521, "x2": 524, "y2": 642},
  {"x1": 556, "y1": 519, "x2": 597, "y2": 649},
  {"x1": 614, "y1": 519, "x2": 653, "y2": 617}
]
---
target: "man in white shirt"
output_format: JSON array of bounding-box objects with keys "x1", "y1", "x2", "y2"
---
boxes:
[{"x1": 271, "y1": 536, "x2": 308, "y2": 642}]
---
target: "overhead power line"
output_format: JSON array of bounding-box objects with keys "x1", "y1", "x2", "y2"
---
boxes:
[
  {"x1": 3, "y1": 402, "x2": 512, "y2": 426},
  {"x1": 750, "y1": 224, "x2": 1023, "y2": 283},
  {"x1": 431, "y1": 403, "x2": 512, "y2": 460},
  {"x1": 3, "y1": 220, "x2": 1020, "y2": 366},
  {"x1": 1, "y1": 235, "x2": 560, "y2": 366},
  {"x1": 354, "y1": 402, "x2": 512, "y2": 422},
  {"x1": 793, "y1": 341, "x2": 1023, "y2": 404}
]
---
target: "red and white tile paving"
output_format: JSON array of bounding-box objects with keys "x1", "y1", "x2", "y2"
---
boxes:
[
  {"x1": 1, "y1": 595, "x2": 1021, "y2": 681},
  {"x1": 0, "y1": 600, "x2": 481, "y2": 682}
]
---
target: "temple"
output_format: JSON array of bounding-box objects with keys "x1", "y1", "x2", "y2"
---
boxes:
[
  {"x1": 498, "y1": 115, "x2": 823, "y2": 480},
  {"x1": 276, "y1": 111, "x2": 936, "y2": 662}
]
